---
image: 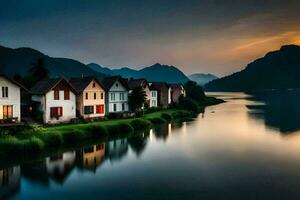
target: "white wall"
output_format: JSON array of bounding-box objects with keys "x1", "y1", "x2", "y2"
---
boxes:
[
  {"x1": 149, "y1": 90, "x2": 158, "y2": 107},
  {"x1": 107, "y1": 80, "x2": 129, "y2": 113},
  {"x1": 0, "y1": 77, "x2": 21, "y2": 122},
  {"x1": 45, "y1": 90, "x2": 76, "y2": 124}
]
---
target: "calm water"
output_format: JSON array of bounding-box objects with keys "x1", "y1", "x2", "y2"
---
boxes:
[{"x1": 2, "y1": 92, "x2": 300, "y2": 200}]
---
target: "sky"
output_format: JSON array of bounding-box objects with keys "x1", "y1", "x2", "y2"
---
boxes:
[{"x1": 1, "y1": 0, "x2": 300, "y2": 76}]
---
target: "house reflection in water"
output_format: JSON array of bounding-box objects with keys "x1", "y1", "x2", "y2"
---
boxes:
[
  {"x1": 105, "y1": 139, "x2": 128, "y2": 162},
  {"x1": 45, "y1": 151, "x2": 76, "y2": 184},
  {"x1": 76, "y1": 144, "x2": 105, "y2": 172},
  {"x1": 0, "y1": 166, "x2": 20, "y2": 199}
]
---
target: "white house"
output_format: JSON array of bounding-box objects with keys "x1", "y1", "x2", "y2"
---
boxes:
[
  {"x1": 30, "y1": 77, "x2": 77, "y2": 124},
  {"x1": 127, "y1": 78, "x2": 158, "y2": 108},
  {"x1": 103, "y1": 76, "x2": 129, "y2": 115},
  {"x1": 149, "y1": 85, "x2": 158, "y2": 107},
  {"x1": 69, "y1": 76, "x2": 106, "y2": 119},
  {"x1": 0, "y1": 74, "x2": 25, "y2": 123}
]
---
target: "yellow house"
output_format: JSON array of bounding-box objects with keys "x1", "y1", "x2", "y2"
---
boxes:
[{"x1": 69, "y1": 76, "x2": 105, "y2": 119}]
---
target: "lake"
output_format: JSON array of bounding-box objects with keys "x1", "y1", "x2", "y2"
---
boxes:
[{"x1": 2, "y1": 92, "x2": 300, "y2": 200}]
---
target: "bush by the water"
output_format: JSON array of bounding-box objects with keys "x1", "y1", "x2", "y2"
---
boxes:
[
  {"x1": 41, "y1": 132, "x2": 63, "y2": 147},
  {"x1": 86, "y1": 125, "x2": 108, "y2": 138},
  {"x1": 148, "y1": 117, "x2": 166, "y2": 124},
  {"x1": 161, "y1": 113, "x2": 172, "y2": 121},
  {"x1": 178, "y1": 96, "x2": 199, "y2": 112},
  {"x1": 130, "y1": 119, "x2": 151, "y2": 131},
  {"x1": 118, "y1": 123, "x2": 134, "y2": 134},
  {"x1": 63, "y1": 130, "x2": 85, "y2": 143},
  {"x1": 23, "y1": 137, "x2": 44, "y2": 154},
  {"x1": 105, "y1": 125, "x2": 121, "y2": 135}
]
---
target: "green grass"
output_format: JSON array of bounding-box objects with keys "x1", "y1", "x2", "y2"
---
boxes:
[{"x1": 0, "y1": 106, "x2": 218, "y2": 158}]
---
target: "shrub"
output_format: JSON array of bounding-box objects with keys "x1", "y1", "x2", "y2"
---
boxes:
[
  {"x1": 0, "y1": 136, "x2": 24, "y2": 154},
  {"x1": 118, "y1": 123, "x2": 134, "y2": 134},
  {"x1": 148, "y1": 117, "x2": 166, "y2": 124},
  {"x1": 63, "y1": 130, "x2": 85, "y2": 143},
  {"x1": 105, "y1": 125, "x2": 120, "y2": 135},
  {"x1": 179, "y1": 97, "x2": 199, "y2": 112},
  {"x1": 42, "y1": 132, "x2": 63, "y2": 147},
  {"x1": 23, "y1": 137, "x2": 44, "y2": 154},
  {"x1": 86, "y1": 125, "x2": 108, "y2": 138},
  {"x1": 161, "y1": 113, "x2": 172, "y2": 121},
  {"x1": 171, "y1": 110, "x2": 192, "y2": 119},
  {"x1": 130, "y1": 119, "x2": 151, "y2": 131}
]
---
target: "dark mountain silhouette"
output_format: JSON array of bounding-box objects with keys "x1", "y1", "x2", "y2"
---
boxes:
[
  {"x1": 0, "y1": 45, "x2": 106, "y2": 79},
  {"x1": 205, "y1": 45, "x2": 300, "y2": 91},
  {"x1": 88, "y1": 63, "x2": 190, "y2": 84},
  {"x1": 188, "y1": 73, "x2": 218, "y2": 86}
]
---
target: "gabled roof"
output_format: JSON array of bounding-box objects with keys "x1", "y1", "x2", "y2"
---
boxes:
[
  {"x1": 30, "y1": 77, "x2": 77, "y2": 95},
  {"x1": 103, "y1": 76, "x2": 129, "y2": 91},
  {"x1": 149, "y1": 82, "x2": 169, "y2": 91},
  {"x1": 0, "y1": 74, "x2": 27, "y2": 91},
  {"x1": 69, "y1": 76, "x2": 105, "y2": 93},
  {"x1": 127, "y1": 78, "x2": 149, "y2": 90}
]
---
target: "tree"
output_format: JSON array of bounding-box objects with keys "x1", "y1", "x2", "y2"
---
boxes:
[
  {"x1": 29, "y1": 58, "x2": 49, "y2": 81},
  {"x1": 129, "y1": 86, "x2": 147, "y2": 113},
  {"x1": 184, "y1": 81, "x2": 205, "y2": 102}
]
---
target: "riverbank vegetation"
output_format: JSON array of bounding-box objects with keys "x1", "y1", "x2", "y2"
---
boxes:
[{"x1": 0, "y1": 79, "x2": 224, "y2": 160}]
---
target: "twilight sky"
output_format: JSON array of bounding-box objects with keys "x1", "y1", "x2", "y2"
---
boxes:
[{"x1": 1, "y1": 0, "x2": 300, "y2": 76}]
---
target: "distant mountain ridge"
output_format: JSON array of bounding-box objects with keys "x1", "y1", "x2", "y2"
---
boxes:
[
  {"x1": 188, "y1": 73, "x2": 218, "y2": 86},
  {"x1": 88, "y1": 63, "x2": 190, "y2": 84},
  {"x1": 205, "y1": 45, "x2": 300, "y2": 91},
  {"x1": 0, "y1": 45, "x2": 106, "y2": 79}
]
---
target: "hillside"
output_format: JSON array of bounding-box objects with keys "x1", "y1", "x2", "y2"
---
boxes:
[
  {"x1": 205, "y1": 45, "x2": 300, "y2": 91},
  {"x1": 189, "y1": 73, "x2": 218, "y2": 86},
  {"x1": 88, "y1": 63, "x2": 190, "y2": 84},
  {"x1": 0, "y1": 45, "x2": 106, "y2": 79}
]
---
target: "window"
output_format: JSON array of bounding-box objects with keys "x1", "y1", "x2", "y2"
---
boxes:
[
  {"x1": 115, "y1": 83, "x2": 118, "y2": 87},
  {"x1": 101, "y1": 92, "x2": 104, "y2": 99},
  {"x1": 1, "y1": 87, "x2": 8, "y2": 98},
  {"x1": 94, "y1": 92, "x2": 97, "y2": 100},
  {"x1": 111, "y1": 93, "x2": 115, "y2": 101},
  {"x1": 120, "y1": 92, "x2": 124, "y2": 100},
  {"x1": 64, "y1": 90, "x2": 70, "y2": 100},
  {"x1": 84, "y1": 106, "x2": 94, "y2": 114},
  {"x1": 54, "y1": 90, "x2": 60, "y2": 100},
  {"x1": 122, "y1": 103, "x2": 125, "y2": 111},
  {"x1": 96, "y1": 105, "x2": 104, "y2": 114},
  {"x1": 92, "y1": 82, "x2": 96, "y2": 88},
  {"x1": 152, "y1": 100, "x2": 156, "y2": 106},
  {"x1": 152, "y1": 91, "x2": 156, "y2": 97},
  {"x1": 50, "y1": 107, "x2": 63, "y2": 118},
  {"x1": 96, "y1": 144, "x2": 104, "y2": 151},
  {"x1": 113, "y1": 104, "x2": 117, "y2": 111},
  {"x1": 3, "y1": 105, "x2": 13, "y2": 119},
  {"x1": 85, "y1": 92, "x2": 88, "y2": 100}
]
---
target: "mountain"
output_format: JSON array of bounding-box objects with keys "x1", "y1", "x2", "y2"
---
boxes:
[
  {"x1": 188, "y1": 73, "x2": 218, "y2": 86},
  {"x1": 205, "y1": 45, "x2": 300, "y2": 91},
  {"x1": 0, "y1": 45, "x2": 106, "y2": 79},
  {"x1": 87, "y1": 63, "x2": 190, "y2": 83}
]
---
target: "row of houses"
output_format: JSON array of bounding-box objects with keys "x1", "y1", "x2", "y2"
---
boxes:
[{"x1": 0, "y1": 74, "x2": 186, "y2": 124}]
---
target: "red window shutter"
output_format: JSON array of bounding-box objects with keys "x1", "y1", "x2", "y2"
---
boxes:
[
  {"x1": 64, "y1": 90, "x2": 70, "y2": 100},
  {"x1": 59, "y1": 107, "x2": 63, "y2": 117},
  {"x1": 54, "y1": 90, "x2": 59, "y2": 100},
  {"x1": 96, "y1": 105, "x2": 104, "y2": 114}
]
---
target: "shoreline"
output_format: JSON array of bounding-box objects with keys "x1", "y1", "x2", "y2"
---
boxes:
[{"x1": 0, "y1": 96, "x2": 224, "y2": 165}]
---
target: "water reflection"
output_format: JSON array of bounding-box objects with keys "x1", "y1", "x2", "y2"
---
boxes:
[
  {"x1": 0, "y1": 166, "x2": 20, "y2": 199},
  {"x1": 77, "y1": 144, "x2": 105, "y2": 172},
  {"x1": 246, "y1": 91, "x2": 300, "y2": 134},
  {"x1": 3, "y1": 92, "x2": 300, "y2": 200}
]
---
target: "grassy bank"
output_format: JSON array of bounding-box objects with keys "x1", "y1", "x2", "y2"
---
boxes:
[
  {"x1": 0, "y1": 96, "x2": 224, "y2": 160},
  {"x1": 0, "y1": 109, "x2": 192, "y2": 159}
]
